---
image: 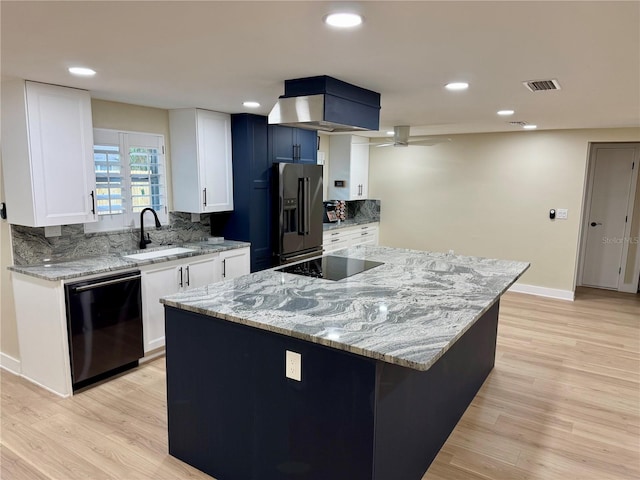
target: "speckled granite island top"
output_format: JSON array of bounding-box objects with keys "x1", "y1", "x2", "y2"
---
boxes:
[{"x1": 161, "y1": 246, "x2": 529, "y2": 371}]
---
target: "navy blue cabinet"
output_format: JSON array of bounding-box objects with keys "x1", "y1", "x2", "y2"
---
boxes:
[
  {"x1": 221, "y1": 118, "x2": 318, "y2": 272},
  {"x1": 269, "y1": 125, "x2": 317, "y2": 164},
  {"x1": 222, "y1": 114, "x2": 273, "y2": 272}
]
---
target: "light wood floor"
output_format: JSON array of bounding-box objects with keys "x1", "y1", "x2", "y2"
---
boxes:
[{"x1": 1, "y1": 287, "x2": 638, "y2": 479}]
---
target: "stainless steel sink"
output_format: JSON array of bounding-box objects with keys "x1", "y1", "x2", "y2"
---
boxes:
[{"x1": 123, "y1": 246, "x2": 196, "y2": 261}]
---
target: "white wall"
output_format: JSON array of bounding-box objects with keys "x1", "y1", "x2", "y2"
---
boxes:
[
  {"x1": 369, "y1": 128, "x2": 640, "y2": 293},
  {"x1": 0, "y1": 153, "x2": 20, "y2": 370}
]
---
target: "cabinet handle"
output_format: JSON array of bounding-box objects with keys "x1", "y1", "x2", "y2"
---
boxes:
[
  {"x1": 331, "y1": 239, "x2": 341, "y2": 243},
  {"x1": 179, "y1": 267, "x2": 184, "y2": 288},
  {"x1": 90, "y1": 191, "x2": 95, "y2": 215},
  {"x1": 203, "y1": 188, "x2": 207, "y2": 208},
  {"x1": 331, "y1": 232, "x2": 340, "y2": 236},
  {"x1": 361, "y1": 232, "x2": 369, "y2": 236},
  {"x1": 362, "y1": 226, "x2": 369, "y2": 230},
  {"x1": 222, "y1": 258, "x2": 226, "y2": 278},
  {"x1": 185, "y1": 265, "x2": 190, "y2": 286}
]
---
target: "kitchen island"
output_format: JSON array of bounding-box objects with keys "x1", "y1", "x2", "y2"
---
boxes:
[{"x1": 161, "y1": 246, "x2": 529, "y2": 480}]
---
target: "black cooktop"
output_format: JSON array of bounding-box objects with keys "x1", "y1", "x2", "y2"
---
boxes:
[{"x1": 276, "y1": 255, "x2": 384, "y2": 281}]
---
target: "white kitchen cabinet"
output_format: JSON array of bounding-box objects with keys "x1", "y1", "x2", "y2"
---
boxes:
[
  {"x1": 1, "y1": 80, "x2": 96, "y2": 227},
  {"x1": 322, "y1": 223, "x2": 379, "y2": 253},
  {"x1": 140, "y1": 249, "x2": 249, "y2": 353},
  {"x1": 328, "y1": 135, "x2": 369, "y2": 200},
  {"x1": 323, "y1": 230, "x2": 351, "y2": 253},
  {"x1": 219, "y1": 247, "x2": 250, "y2": 280},
  {"x1": 141, "y1": 254, "x2": 221, "y2": 352},
  {"x1": 348, "y1": 224, "x2": 379, "y2": 247},
  {"x1": 169, "y1": 108, "x2": 234, "y2": 213}
]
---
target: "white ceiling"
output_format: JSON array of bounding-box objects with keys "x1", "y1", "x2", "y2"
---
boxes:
[{"x1": 2, "y1": 0, "x2": 639, "y2": 137}]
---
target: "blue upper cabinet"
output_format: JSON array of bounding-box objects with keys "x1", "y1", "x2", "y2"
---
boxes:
[{"x1": 268, "y1": 125, "x2": 317, "y2": 164}]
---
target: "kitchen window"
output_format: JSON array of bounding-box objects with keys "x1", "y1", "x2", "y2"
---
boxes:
[{"x1": 85, "y1": 129, "x2": 167, "y2": 233}]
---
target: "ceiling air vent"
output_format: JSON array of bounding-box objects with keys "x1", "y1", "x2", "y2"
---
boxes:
[
  {"x1": 523, "y1": 79, "x2": 561, "y2": 92},
  {"x1": 508, "y1": 121, "x2": 528, "y2": 127}
]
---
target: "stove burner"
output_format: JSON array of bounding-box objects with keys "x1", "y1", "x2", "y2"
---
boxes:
[{"x1": 276, "y1": 256, "x2": 384, "y2": 281}]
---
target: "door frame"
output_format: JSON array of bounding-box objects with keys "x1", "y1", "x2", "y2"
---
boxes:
[{"x1": 576, "y1": 142, "x2": 640, "y2": 293}]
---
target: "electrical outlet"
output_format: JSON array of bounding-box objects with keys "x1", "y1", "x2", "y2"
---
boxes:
[
  {"x1": 556, "y1": 208, "x2": 568, "y2": 220},
  {"x1": 285, "y1": 350, "x2": 302, "y2": 381}
]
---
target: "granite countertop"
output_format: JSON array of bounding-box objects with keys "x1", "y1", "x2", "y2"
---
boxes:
[
  {"x1": 9, "y1": 240, "x2": 250, "y2": 281},
  {"x1": 322, "y1": 219, "x2": 379, "y2": 232},
  {"x1": 161, "y1": 246, "x2": 529, "y2": 371}
]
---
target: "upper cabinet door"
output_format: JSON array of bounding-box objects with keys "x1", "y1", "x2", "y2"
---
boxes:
[
  {"x1": 170, "y1": 108, "x2": 234, "y2": 213},
  {"x1": 269, "y1": 125, "x2": 317, "y2": 164},
  {"x1": 197, "y1": 110, "x2": 234, "y2": 212},
  {"x1": 327, "y1": 135, "x2": 369, "y2": 201},
  {"x1": 1, "y1": 80, "x2": 96, "y2": 227},
  {"x1": 269, "y1": 125, "x2": 296, "y2": 163},
  {"x1": 296, "y1": 129, "x2": 318, "y2": 165}
]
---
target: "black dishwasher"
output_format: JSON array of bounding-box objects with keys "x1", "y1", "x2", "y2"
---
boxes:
[{"x1": 65, "y1": 270, "x2": 144, "y2": 391}]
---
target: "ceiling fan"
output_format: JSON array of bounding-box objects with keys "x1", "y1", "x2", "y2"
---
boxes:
[{"x1": 365, "y1": 126, "x2": 451, "y2": 147}]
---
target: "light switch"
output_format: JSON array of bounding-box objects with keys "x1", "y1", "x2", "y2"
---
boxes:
[
  {"x1": 285, "y1": 350, "x2": 302, "y2": 381},
  {"x1": 556, "y1": 209, "x2": 568, "y2": 220}
]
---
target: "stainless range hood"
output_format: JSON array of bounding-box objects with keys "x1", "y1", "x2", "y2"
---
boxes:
[{"x1": 268, "y1": 76, "x2": 381, "y2": 133}]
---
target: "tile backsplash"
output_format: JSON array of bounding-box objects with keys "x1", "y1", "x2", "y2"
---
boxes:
[
  {"x1": 346, "y1": 199, "x2": 380, "y2": 223},
  {"x1": 11, "y1": 212, "x2": 212, "y2": 265}
]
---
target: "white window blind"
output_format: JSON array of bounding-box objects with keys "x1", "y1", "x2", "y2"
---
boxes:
[{"x1": 85, "y1": 129, "x2": 167, "y2": 233}]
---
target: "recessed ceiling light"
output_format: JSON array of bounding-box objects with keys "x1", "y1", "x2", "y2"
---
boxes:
[
  {"x1": 497, "y1": 110, "x2": 515, "y2": 116},
  {"x1": 324, "y1": 12, "x2": 363, "y2": 28},
  {"x1": 445, "y1": 82, "x2": 469, "y2": 91},
  {"x1": 243, "y1": 101, "x2": 260, "y2": 108},
  {"x1": 523, "y1": 124, "x2": 538, "y2": 130},
  {"x1": 68, "y1": 67, "x2": 96, "y2": 77}
]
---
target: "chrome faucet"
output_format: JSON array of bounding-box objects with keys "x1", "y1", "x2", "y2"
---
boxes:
[{"x1": 139, "y1": 207, "x2": 162, "y2": 249}]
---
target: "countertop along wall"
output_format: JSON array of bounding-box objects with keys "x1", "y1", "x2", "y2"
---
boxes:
[{"x1": 369, "y1": 128, "x2": 640, "y2": 296}]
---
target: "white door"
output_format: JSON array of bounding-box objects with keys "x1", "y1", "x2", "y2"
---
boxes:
[
  {"x1": 220, "y1": 248, "x2": 250, "y2": 280},
  {"x1": 582, "y1": 145, "x2": 637, "y2": 289},
  {"x1": 184, "y1": 256, "x2": 219, "y2": 289},
  {"x1": 197, "y1": 110, "x2": 233, "y2": 212},
  {"x1": 26, "y1": 81, "x2": 96, "y2": 226},
  {"x1": 142, "y1": 263, "x2": 180, "y2": 352},
  {"x1": 350, "y1": 139, "x2": 369, "y2": 199}
]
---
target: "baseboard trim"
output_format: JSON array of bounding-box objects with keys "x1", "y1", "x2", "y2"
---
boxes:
[
  {"x1": 508, "y1": 283, "x2": 575, "y2": 301},
  {"x1": 0, "y1": 352, "x2": 21, "y2": 375}
]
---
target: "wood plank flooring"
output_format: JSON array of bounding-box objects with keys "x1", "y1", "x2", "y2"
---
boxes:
[{"x1": 1, "y1": 287, "x2": 638, "y2": 479}]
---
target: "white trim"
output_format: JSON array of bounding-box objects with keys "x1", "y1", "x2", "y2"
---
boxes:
[
  {"x1": 19, "y1": 373, "x2": 71, "y2": 398},
  {"x1": 619, "y1": 145, "x2": 640, "y2": 293},
  {"x1": 508, "y1": 283, "x2": 575, "y2": 301},
  {"x1": 0, "y1": 352, "x2": 21, "y2": 375},
  {"x1": 140, "y1": 348, "x2": 165, "y2": 364}
]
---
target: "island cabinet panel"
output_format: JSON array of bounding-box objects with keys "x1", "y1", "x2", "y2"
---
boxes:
[
  {"x1": 165, "y1": 307, "x2": 376, "y2": 480},
  {"x1": 373, "y1": 300, "x2": 500, "y2": 480},
  {"x1": 165, "y1": 300, "x2": 500, "y2": 480}
]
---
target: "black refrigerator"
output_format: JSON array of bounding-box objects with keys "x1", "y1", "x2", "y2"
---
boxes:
[{"x1": 273, "y1": 162, "x2": 324, "y2": 264}]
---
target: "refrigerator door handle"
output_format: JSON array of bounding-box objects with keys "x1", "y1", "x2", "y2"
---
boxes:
[
  {"x1": 297, "y1": 177, "x2": 305, "y2": 235},
  {"x1": 305, "y1": 177, "x2": 311, "y2": 235}
]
